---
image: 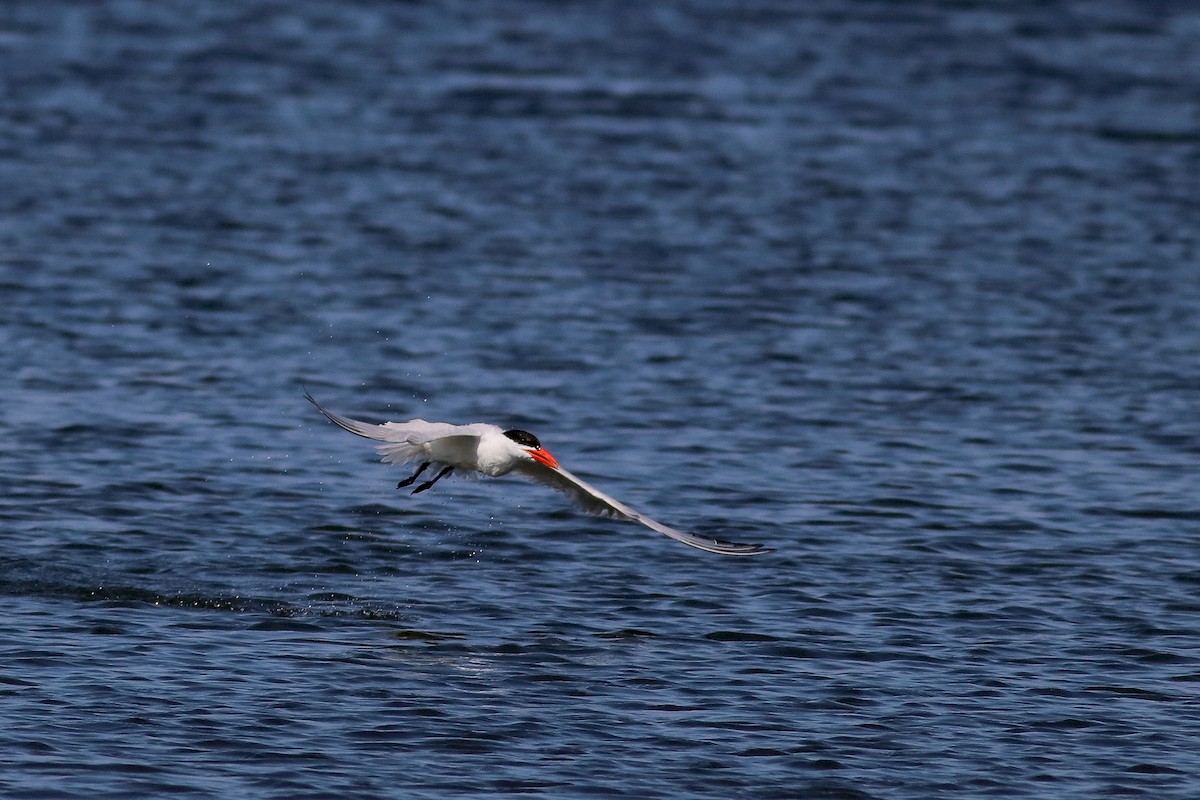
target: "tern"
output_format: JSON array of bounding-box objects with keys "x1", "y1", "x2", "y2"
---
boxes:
[{"x1": 305, "y1": 391, "x2": 769, "y2": 556}]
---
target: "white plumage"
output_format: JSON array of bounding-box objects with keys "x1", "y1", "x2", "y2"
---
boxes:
[{"x1": 305, "y1": 391, "x2": 769, "y2": 556}]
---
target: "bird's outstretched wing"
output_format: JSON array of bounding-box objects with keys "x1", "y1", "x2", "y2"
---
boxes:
[
  {"x1": 304, "y1": 390, "x2": 496, "y2": 466},
  {"x1": 512, "y1": 461, "x2": 770, "y2": 556}
]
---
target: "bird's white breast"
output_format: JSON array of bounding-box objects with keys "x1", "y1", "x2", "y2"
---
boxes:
[{"x1": 474, "y1": 432, "x2": 522, "y2": 477}]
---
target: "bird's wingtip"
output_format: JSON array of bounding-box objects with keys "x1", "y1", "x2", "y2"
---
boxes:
[
  {"x1": 726, "y1": 542, "x2": 773, "y2": 556},
  {"x1": 302, "y1": 385, "x2": 321, "y2": 408}
]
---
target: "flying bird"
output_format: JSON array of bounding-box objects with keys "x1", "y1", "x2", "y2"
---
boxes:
[{"x1": 305, "y1": 391, "x2": 769, "y2": 556}]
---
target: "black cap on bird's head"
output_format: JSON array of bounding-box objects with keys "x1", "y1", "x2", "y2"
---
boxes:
[
  {"x1": 503, "y1": 429, "x2": 541, "y2": 448},
  {"x1": 504, "y1": 429, "x2": 559, "y2": 468}
]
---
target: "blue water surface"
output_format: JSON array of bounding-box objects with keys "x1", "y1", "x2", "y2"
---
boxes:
[{"x1": 2, "y1": 1, "x2": 1199, "y2": 798}]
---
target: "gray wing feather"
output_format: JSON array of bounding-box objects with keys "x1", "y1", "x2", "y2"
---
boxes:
[
  {"x1": 512, "y1": 461, "x2": 770, "y2": 556},
  {"x1": 305, "y1": 390, "x2": 494, "y2": 466}
]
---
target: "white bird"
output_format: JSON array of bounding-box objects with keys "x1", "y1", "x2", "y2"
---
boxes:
[{"x1": 305, "y1": 391, "x2": 769, "y2": 556}]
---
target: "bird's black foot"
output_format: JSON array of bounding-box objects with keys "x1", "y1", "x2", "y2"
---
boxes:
[
  {"x1": 412, "y1": 465, "x2": 453, "y2": 494},
  {"x1": 397, "y1": 462, "x2": 432, "y2": 489}
]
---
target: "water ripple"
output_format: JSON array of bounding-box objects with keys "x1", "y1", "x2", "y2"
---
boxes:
[{"x1": 3, "y1": 1, "x2": 1200, "y2": 798}]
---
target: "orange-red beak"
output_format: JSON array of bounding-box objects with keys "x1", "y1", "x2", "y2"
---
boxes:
[{"x1": 529, "y1": 448, "x2": 560, "y2": 469}]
